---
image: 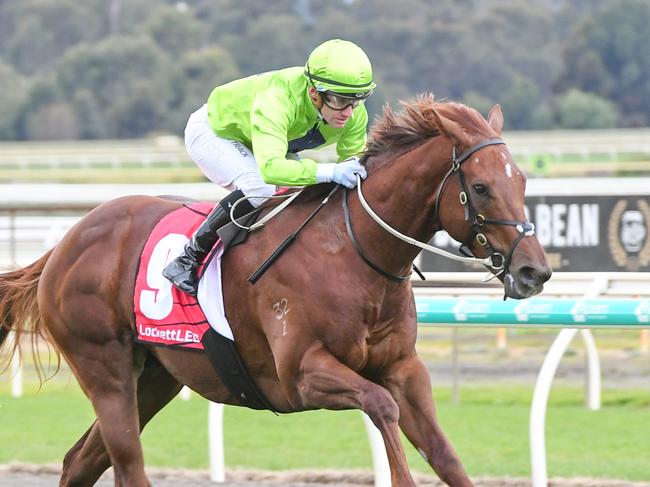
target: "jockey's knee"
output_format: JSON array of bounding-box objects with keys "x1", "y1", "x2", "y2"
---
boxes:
[{"x1": 238, "y1": 181, "x2": 276, "y2": 208}]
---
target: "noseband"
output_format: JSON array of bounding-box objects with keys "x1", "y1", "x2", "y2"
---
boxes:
[
  {"x1": 433, "y1": 138, "x2": 535, "y2": 277},
  {"x1": 344, "y1": 137, "x2": 536, "y2": 282}
]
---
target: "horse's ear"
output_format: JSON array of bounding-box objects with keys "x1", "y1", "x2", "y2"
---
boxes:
[
  {"x1": 487, "y1": 104, "x2": 504, "y2": 135},
  {"x1": 430, "y1": 107, "x2": 466, "y2": 146}
]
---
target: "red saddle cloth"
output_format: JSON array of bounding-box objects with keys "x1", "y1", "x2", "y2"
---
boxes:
[{"x1": 133, "y1": 202, "x2": 217, "y2": 350}]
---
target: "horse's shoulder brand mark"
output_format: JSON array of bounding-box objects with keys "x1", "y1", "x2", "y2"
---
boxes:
[{"x1": 272, "y1": 298, "x2": 290, "y2": 336}]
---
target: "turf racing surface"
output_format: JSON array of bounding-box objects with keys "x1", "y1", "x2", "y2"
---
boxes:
[{"x1": 2, "y1": 464, "x2": 650, "y2": 487}]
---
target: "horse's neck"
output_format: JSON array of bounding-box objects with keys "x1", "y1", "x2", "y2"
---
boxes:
[{"x1": 355, "y1": 137, "x2": 451, "y2": 273}]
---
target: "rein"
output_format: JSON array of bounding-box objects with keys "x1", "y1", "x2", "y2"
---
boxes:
[
  {"x1": 343, "y1": 189, "x2": 411, "y2": 281},
  {"x1": 348, "y1": 137, "x2": 536, "y2": 281}
]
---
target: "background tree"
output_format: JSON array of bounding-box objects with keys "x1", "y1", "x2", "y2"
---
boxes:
[
  {"x1": 0, "y1": 63, "x2": 28, "y2": 139},
  {"x1": 2, "y1": 0, "x2": 101, "y2": 75},
  {"x1": 165, "y1": 47, "x2": 241, "y2": 133},
  {"x1": 557, "y1": 0, "x2": 650, "y2": 125},
  {"x1": 500, "y1": 77, "x2": 544, "y2": 130},
  {"x1": 0, "y1": 0, "x2": 647, "y2": 140},
  {"x1": 225, "y1": 14, "x2": 309, "y2": 74},
  {"x1": 144, "y1": 4, "x2": 205, "y2": 58},
  {"x1": 54, "y1": 36, "x2": 174, "y2": 138},
  {"x1": 553, "y1": 88, "x2": 619, "y2": 129}
]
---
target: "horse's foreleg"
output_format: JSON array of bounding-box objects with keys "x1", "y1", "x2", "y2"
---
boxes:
[
  {"x1": 60, "y1": 360, "x2": 182, "y2": 486},
  {"x1": 294, "y1": 347, "x2": 416, "y2": 487},
  {"x1": 383, "y1": 356, "x2": 473, "y2": 487}
]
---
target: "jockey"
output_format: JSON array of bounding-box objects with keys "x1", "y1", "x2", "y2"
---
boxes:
[{"x1": 164, "y1": 39, "x2": 376, "y2": 295}]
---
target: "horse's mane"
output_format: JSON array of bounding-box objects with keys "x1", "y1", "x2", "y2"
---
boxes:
[{"x1": 362, "y1": 93, "x2": 492, "y2": 169}]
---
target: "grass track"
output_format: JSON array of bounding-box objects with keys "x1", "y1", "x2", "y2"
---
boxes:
[{"x1": 1, "y1": 381, "x2": 648, "y2": 480}]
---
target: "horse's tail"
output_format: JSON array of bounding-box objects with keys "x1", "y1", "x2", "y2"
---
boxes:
[{"x1": 0, "y1": 250, "x2": 55, "y2": 377}]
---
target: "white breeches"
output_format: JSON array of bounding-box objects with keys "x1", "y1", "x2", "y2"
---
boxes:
[{"x1": 184, "y1": 104, "x2": 276, "y2": 207}]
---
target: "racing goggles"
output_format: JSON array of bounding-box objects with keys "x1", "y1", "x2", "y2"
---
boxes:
[{"x1": 322, "y1": 90, "x2": 373, "y2": 111}]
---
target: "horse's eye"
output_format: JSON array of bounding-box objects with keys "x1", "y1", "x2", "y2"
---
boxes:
[{"x1": 473, "y1": 183, "x2": 488, "y2": 195}]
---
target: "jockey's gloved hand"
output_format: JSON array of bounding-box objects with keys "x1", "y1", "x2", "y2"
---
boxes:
[{"x1": 316, "y1": 156, "x2": 367, "y2": 189}]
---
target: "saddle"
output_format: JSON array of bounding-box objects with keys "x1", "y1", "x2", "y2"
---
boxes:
[{"x1": 134, "y1": 200, "x2": 275, "y2": 410}]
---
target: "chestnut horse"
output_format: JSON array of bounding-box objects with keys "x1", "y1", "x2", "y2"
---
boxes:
[{"x1": 0, "y1": 95, "x2": 550, "y2": 487}]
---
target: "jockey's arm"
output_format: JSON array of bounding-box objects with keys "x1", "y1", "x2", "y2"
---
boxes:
[
  {"x1": 251, "y1": 89, "x2": 369, "y2": 187},
  {"x1": 251, "y1": 88, "x2": 320, "y2": 187}
]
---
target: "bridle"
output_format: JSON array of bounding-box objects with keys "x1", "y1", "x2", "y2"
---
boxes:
[
  {"x1": 344, "y1": 137, "x2": 536, "y2": 282},
  {"x1": 434, "y1": 137, "x2": 535, "y2": 277}
]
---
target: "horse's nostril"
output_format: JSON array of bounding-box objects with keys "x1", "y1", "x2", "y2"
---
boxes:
[{"x1": 519, "y1": 265, "x2": 551, "y2": 286}]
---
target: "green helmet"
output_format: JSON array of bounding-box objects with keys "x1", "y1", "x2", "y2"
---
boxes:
[{"x1": 304, "y1": 39, "x2": 376, "y2": 98}]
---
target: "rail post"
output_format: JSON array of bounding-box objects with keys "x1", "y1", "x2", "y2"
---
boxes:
[
  {"x1": 208, "y1": 402, "x2": 225, "y2": 482},
  {"x1": 529, "y1": 274, "x2": 607, "y2": 487},
  {"x1": 10, "y1": 331, "x2": 22, "y2": 398},
  {"x1": 362, "y1": 413, "x2": 391, "y2": 487}
]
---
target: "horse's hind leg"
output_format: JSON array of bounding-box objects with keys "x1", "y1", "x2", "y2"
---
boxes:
[
  {"x1": 44, "y1": 299, "x2": 151, "y2": 487},
  {"x1": 60, "y1": 358, "x2": 182, "y2": 486}
]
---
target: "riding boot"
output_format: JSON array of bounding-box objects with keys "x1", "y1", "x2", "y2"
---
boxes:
[{"x1": 163, "y1": 189, "x2": 255, "y2": 296}]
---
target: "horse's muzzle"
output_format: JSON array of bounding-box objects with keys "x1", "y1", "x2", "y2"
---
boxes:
[{"x1": 503, "y1": 264, "x2": 552, "y2": 299}]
